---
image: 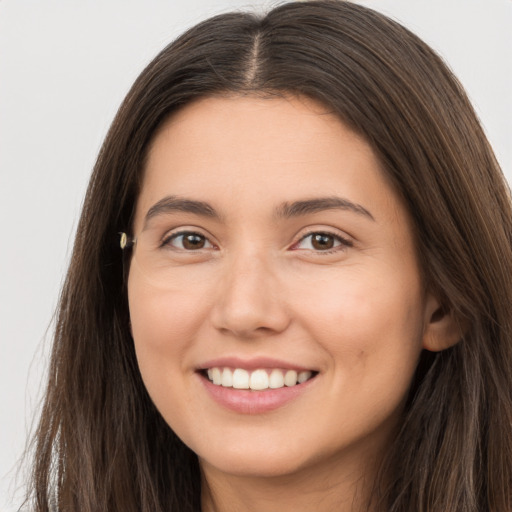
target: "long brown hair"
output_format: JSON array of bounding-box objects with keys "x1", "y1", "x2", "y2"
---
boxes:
[{"x1": 26, "y1": 1, "x2": 512, "y2": 511}]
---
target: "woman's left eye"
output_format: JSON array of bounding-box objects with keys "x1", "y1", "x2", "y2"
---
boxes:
[{"x1": 293, "y1": 232, "x2": 352, "y2": 252}]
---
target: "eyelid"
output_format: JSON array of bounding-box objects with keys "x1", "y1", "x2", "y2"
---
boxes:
[
  {"x1": 156, "y1": 225, "x2": 353, "y2": 252},
  {"x1": 290, "y1": 228, "x2": 354, "y2": 252},
  {"x1": 161, "y1": 227, "x2": 218, "y2": 250}
]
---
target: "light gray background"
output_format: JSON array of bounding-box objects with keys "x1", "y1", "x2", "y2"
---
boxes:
[{"x1": 1, "y1": 1, "x2": 510, "y2": 510}]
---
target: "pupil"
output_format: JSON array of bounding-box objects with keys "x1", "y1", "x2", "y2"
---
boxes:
[
  {"x1": 312, "y1": 234, "x2": 334, "y2": 250},
  {"x1": 183, "y1": 234, "x2": 205, "y2": 250}
]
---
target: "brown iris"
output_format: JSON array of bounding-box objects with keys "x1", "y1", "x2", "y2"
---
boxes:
[
  {"x1": 182, "y1": 233, "x2": 207, "y2": 250},
  {"x1": 311, "y1": 233, "x2": 336, "y2": 250}
]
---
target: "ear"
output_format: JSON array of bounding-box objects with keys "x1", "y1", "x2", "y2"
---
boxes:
[{"x1": 422, "y1": 294, "x2": 463, "y2": 352}]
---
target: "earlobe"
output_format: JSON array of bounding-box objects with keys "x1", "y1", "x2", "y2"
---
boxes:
[{"x1": 422, "y1": 295, "x2": 463, "y2": 352}]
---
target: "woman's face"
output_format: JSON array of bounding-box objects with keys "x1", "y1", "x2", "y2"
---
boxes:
[{"x1": 128, "y1": 95, "x2": 438, "y2": 480}]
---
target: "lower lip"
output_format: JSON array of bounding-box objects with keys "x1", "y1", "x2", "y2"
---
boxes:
[{"x1": 198, "y1": 373, "x2": 317, "y2": 414}]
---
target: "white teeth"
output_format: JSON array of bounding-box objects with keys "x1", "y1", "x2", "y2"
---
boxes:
[
  {"x1": 284, "y1": 370, "x2": 298, "y2": 387},
  {"x1": 221, "y1": 368, "x2": 233, "y2": 387},
  {"x1": 250, "y1": 369, "x2": 269, "y2": 390},
  {"x1": 206, "y1": 367, "x2": 314, "y2": 390},
  {"x1": 269, "y1": 369, "x2": 285, "y2": 389},
  {"x1": 232, "y1": 369, "x2": 250, "y2": 389},
  {"x1": 298, "y1": 371, "x2": 312, "y2": 383},
  {"x1": 212, "y1": 367, "x2": 222, "y2": 385}
]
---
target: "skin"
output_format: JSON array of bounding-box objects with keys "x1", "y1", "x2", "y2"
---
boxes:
[{"x1": 128, "y1": 95, "x2": 456, "y2": 512}]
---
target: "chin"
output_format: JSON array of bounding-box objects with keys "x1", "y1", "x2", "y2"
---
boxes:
[{"x1": 196, "y1": 440, "x2": 314, "y2": 479}]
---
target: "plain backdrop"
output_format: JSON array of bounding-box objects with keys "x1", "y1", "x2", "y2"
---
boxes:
[{"x1": 1, "y1": 1, "x2": 510, "y2": 510}]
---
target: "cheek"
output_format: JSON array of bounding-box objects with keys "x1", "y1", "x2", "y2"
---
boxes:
[
  {"x1": 127, "y1": 275, "x2": 216, "y2": 439},
  {"x1": 292, "y1": 267, "x2": 425, "y2": 381},
  {"x1": 127, "y1": 275, "x2": 210, "y2": 387}
]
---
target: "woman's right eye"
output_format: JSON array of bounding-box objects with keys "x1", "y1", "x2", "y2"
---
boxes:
[{"x1": 162, "y1": 232, "x2": 215, "y2": 251}]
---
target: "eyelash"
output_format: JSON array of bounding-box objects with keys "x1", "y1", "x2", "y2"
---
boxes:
[
  {"x1": 161, "y1": 229, "x2": 352, "y2": 254},
  {"x1": 292, "y1": 231, "x2": 353, "y2": 254},
  {"x1": 161, "y1": 231, "x2": 216, "y2": 251}
]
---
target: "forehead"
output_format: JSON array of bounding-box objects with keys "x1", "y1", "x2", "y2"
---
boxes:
[
  {"x1": 135, "y1": 94, "x2": 407, "y2": 230},
  {"x1": 148, "y1": 94, "x2": 356, "y2": 165}
]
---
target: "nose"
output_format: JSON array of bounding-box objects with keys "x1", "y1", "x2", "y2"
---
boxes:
[{"x1": 211, "y1": 251, "x2": 291, "y2": 339}]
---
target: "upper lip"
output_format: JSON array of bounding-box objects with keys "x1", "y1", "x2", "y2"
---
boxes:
[{"x1": 197, "y1": 356, "x2": 316, "y2": 372}]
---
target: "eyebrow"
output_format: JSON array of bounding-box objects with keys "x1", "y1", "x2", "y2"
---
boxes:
[
  {"x1": 143, "y1": 194, "x2": 374, "y2": 228},
  {"x1": 144, "y1": 196, "x2": 221, "y2": 228},
  {"x1": 274, "y1": 196, "x2": 375, "y2": 221}
]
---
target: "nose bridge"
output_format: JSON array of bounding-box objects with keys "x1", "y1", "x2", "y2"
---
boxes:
[{"x1": 212, "y1": 244, "x2": 290, "y2": 337}]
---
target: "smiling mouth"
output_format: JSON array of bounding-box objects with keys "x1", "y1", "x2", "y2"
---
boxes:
[{"x1": 202, "y1": 367, "x2": 318, "y2": 391}]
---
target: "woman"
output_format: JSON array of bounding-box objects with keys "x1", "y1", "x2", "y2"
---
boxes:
[{"x1": 26, "y1": 1, "x2": 512, "y2": 511}]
